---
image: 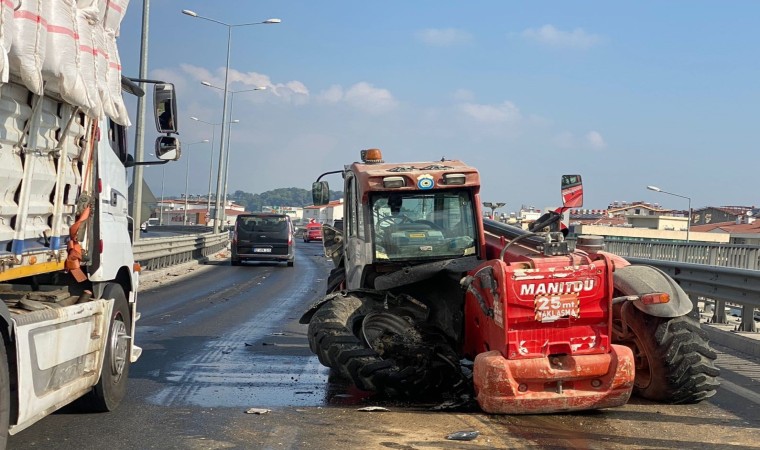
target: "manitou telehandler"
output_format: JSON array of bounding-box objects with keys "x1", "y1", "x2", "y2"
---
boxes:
[{"x1": 300, "y1": 149, "x2": 719, "y2": 413}]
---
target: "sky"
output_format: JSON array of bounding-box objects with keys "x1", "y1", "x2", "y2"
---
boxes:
[{"x1": 118, "y1": 1, "x2": 760, "y2": 214}]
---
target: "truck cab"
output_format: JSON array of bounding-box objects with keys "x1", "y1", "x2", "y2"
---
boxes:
[{"x1": 313, "y1": 149, "x2": 485, "y2": 290}]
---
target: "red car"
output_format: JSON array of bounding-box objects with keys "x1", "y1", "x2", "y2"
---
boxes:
[{"x1": 303, "y1": 222, "x2": 323, "y2": 242}]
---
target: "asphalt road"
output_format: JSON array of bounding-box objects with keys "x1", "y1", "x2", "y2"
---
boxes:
[{"x1": 8, "y1": 243, "x2": 760, "y2": 449}]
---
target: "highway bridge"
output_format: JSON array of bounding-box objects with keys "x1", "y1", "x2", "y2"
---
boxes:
[{"x1": 10, "y1": 228, "x2": 757, "y2": 449}]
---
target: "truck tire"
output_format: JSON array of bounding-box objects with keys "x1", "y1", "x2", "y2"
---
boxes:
[
  {"x1": 307, "y1": 294, "x2": 460, "y2": 398},
  {"x1": 0, "y1": 332, "x2": 10, "y2": 449},
  {"x1": 613, "y1": 304, "x2": 719, "y2": 403},
  {"x1": 79, "y1": 283, "x2": 131, "y2": 411}
]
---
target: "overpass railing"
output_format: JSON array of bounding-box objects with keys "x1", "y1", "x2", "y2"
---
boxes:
[
  {"x1": 603, "y1": 238, "x2": 760, "y2": 270},
  {"x1": 133, "y1": 232, "x2": 228, "y2": 271},
  {"x1": 603, "y1": 237, "x2": 760, "y2": 332}
]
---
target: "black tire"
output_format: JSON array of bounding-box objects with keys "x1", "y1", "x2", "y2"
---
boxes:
[
  {"x1": 613, "y1": 304, "x2": 720, "y2": 404},
  {"x1": 0, "y1": 332, "x2": 10, "y2": 449},
  {"x1": 79, "y1": 284, "x2": 131, "y2": 411},
  {"x1": 307, "y1": 294, "x2": 461, "y2": 398},
  {"x1": 287, "y1": 260, "x2": 294, "y2": 267}
]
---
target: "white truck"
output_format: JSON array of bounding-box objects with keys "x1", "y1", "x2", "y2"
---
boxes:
[{"x1": 0, "y1": 1, "x2": 180, "y2": 445}]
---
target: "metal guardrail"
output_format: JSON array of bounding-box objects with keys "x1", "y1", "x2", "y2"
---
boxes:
[
  {"x1": 604, "y1": 238, "x2": 760, "y2": 332},
  {"x1": 603, "y1": 238, "x2": 760, "y2": 270},
  {"x1": 133, "y1": 232, "x2": 228, "y2": 271}
]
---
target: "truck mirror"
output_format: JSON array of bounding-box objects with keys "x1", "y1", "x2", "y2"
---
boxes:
[
  {"x1": 312, "y1": 181, "x2": 330, "y2": 206},
  {"x1": 561, "y1": 174, "x2": 583, "y2": 208},
  {"x1": 155, "y1": 136, "x2": 181, "y2": 161},
  {"x1": 154, "y1": 83, "x2": 178, "y2": 134}
]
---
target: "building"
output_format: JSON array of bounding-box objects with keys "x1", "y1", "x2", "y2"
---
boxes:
[
  {"x1": 691, "y1": 206, "x2": 755, "y2": 226},
  {"x1": 691, "y1": 213, "x2": 760, "y2": 245},
  {"x1": 262, "y1": 206, "x2": 304, "y2": 223},
  {"x1": 303, "y1": 199, "x2": 344, "y2": 225}
]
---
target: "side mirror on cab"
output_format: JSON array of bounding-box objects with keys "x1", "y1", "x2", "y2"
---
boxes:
[
  {"x1": 155, "y1": 136, "x2": 181, "y2": 161},
  {"x1": 312, "y1": 181, "x2": 330, "y2": 206},
  {"x1": 154, "y1": 83, "x2": 178, "y2": 134},
  {"x1": 561, "y1": 174, "x2": 583, "y2": 208}
]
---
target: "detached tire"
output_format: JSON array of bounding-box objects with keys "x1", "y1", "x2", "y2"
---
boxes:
[
  {"x1": 0, "y1": 332, "x2": 10, "y2": 449},
  {"x1": 79, "y1": 283, "x2": 131, "y2": 411},
  {"x1": 614, "y1": 304, "x2": 720, "y2": 403},
  {"x1": 307, "y1": 294, "x2": 459, "y2": 398}
]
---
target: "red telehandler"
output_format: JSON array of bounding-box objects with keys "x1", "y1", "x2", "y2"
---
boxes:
[{"x1": 300, "y1": 149, "x2": 719, "y2": 413}]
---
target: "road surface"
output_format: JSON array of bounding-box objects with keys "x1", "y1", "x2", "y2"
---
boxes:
[{"x1": 9, "y1": 243, "x2": 760, "y2": 449}]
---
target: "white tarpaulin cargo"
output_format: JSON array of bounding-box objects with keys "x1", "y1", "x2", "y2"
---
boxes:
[{"x1": 1, "y1": 0, "x2": 130, "y2": 124}]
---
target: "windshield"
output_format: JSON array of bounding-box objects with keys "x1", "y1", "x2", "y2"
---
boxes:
[{"x1": 370, "y1": 190, "x2": 477, "y2": 261}]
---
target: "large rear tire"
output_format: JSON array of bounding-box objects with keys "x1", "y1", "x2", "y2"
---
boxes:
[
  {"x1": 613, "y1": 304, "x2": 719, "y2": 403},
  {"x1": 307, "y1": 293, "x2": 461, "y2": 398},
  {"x1": 0, "y1": 332, "x2": 10, "y2": 449},
  {"x1": 79, "y1": 283, "x2": 131, "y2": 411}
]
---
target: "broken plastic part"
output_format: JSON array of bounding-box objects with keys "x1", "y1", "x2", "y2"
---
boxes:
[{"x1": 446, "y1": 431, "x2": 479, "y2": 441}]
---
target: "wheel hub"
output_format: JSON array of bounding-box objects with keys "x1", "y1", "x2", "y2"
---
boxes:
[{"x1": 109, "y1": 318, "x2": 129, "y2": 381}]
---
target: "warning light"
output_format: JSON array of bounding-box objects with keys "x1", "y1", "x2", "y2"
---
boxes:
[
  {"x1": 361, "y1": 148, "x2": 383, "y2": 163},
  {"x1": 640, "y1": 293, "x2": 670, "y2": 305}
]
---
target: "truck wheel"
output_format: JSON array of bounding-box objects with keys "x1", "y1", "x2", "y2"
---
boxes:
[
  {"x1": 307, "y1": 294, "x2": 460, "y2": 398},
  {"x1": 0, "y1": 332, "x2": 10, "y2": 448},
  {"x1": 613, "y1": 304, "x2": 719, "y2": 403},
  {"x1": 79, "y1": 283, "x2": 131, "y2": 411}
]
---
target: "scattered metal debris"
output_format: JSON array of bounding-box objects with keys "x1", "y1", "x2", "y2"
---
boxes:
[
  {"x1": 357, "y1": 406, "x2": 390, "y2": 412},
  {"x1": 244, "y1": 408, "x2": 271, "y2": 415},
  {"x1": 446, "y1": 430, "x2": 479, "y2": 441}
]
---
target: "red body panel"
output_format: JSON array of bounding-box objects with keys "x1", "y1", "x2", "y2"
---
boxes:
[
  {"x1": 463, "y1": 232, "x2": 634, "y2": 413},
  {"x1": 473, "y1": 345, "x2": 634, "y2": 414}
]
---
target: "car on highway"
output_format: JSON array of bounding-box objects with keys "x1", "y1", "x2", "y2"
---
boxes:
[
  {"x1": 303, "y1": 221, "x2": 323, "y2": 242},
  {"x1": 232, "y1": 213, "x2": 295, "y2": 267}
]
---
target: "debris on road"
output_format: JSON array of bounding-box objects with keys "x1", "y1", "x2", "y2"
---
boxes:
[
  {"x1": 446, "y1": 430, "x2": 479, "y2": 441},
  {"x1": 357, "y1": 406, "x2": 390, "y2": 412},
  {"x1": 245, "y1": 408, "x2": 271, "y2": 415}
]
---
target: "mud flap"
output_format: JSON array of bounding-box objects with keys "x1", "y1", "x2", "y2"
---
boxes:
[{"x1": 473, "y1": 345, "x2": 635, "y2": 414}]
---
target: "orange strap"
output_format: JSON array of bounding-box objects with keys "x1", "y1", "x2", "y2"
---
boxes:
[{"x1": 65, "y1": 205, "x2": 91, "y2": 283}]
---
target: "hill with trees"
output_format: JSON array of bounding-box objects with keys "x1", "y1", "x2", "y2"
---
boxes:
[{"x1": 232, "y1": 187, "x2": 342, "y2": 213}]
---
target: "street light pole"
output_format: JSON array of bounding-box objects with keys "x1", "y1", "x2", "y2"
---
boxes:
[
  {"x1": 191, "y1": 116, "x2": 240, "y2": 224},
  {"x1": 131, "y1": 0, "x2": 150, "y2": 240},
  {"x1": 181, "y1": 10, "x2": 280, "y2": 233},
  {"x1": 183, "y1": 140, "x2": 210, "y2": 225},
  {"x1": 159, "y1": 165, "x2": 165, "y2": 225},
  {"x1": 647, "y1": 185, "x2": 692, "y2": 243},
  {"x1": 201, "y1": 82, "x2": 265, "y2": 226}
]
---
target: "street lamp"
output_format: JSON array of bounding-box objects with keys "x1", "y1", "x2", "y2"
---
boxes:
[
  {"x1": 184, "y1": 140, "x2": 210, "y2": 225},
  {"x1": 647, "y1": 185, "x2": 692, "y2": 242},
  {"x1": 483, "y1": 202, "x2": 506, "y2": 219},
  {"x1": 182, "y1": 9, "x2": 280, "y2": 233},
  {"x1": 191, "y1": 116, "x2": 240, "y2": 222},
  {"x1": 130, "y1": 0, "x2": 152, "y2": 240},
  {"x1": 201, "y1": 81, "x2": 266, "y2": 224}
]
